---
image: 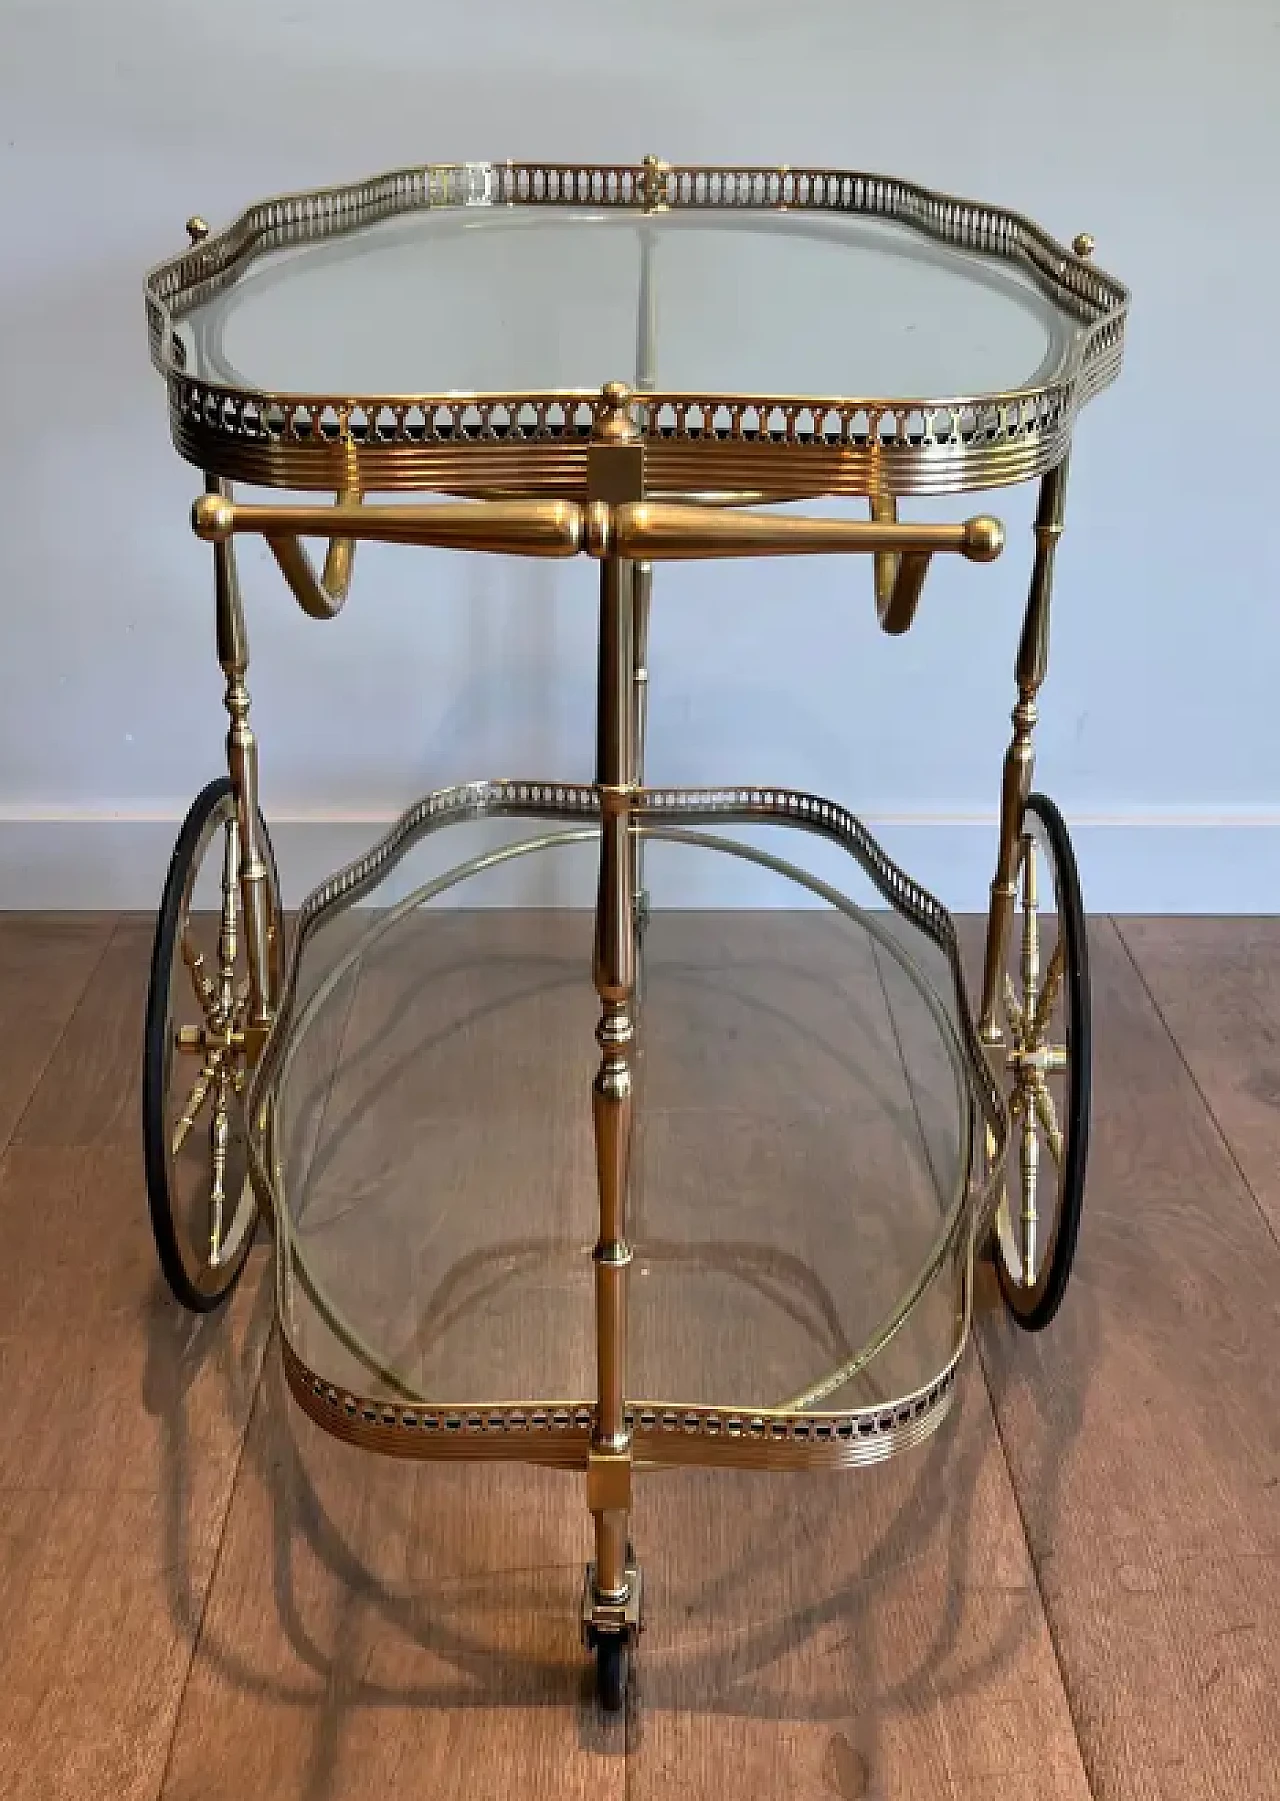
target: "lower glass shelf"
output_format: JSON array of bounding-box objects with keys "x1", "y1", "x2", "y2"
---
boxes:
[{"x1": 249, "y1": 793, "x2": 994, "y2": 1453}]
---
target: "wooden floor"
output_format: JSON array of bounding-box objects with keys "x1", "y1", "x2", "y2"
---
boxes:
[{"x1": 1, "y1": 911, "x2": 1277, "y2": 1801}]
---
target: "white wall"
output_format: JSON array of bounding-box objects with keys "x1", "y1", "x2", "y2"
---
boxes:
[{"x1": 1, "y1": 0, "x2": 1278, "y2": 911}]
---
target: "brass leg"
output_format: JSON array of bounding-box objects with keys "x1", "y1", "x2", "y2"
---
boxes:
[
  {"x1": 589, "y1": 547, "x2": 637, "y2": 1607},
  {"x1": 209, "y1": 475, "x2": 274, "y2": 1041},
  {"x1": 631, "y1": 560, "x2": 652, "y2": 937},
  {"x1": 978, "y1": 457, "x2": 1069, "y2": 1042}
]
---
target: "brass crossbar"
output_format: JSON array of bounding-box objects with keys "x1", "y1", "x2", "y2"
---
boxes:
[{"x1": 193, "y1": 490, "x2": 1003, "y2": 566}]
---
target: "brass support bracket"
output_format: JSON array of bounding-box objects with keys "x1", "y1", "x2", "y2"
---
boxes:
[
  {"x1": 587, "y1": 1446, "x2": 634, "y2": 1515},
  {"x1": 579, "y1": 1563, "x2": 640, "y2": 1649},
  {"x1": 640, "y1": 154, "x2": 669, "y2": 214},
  {"x1": 597, "y1": 783, "x2": 635, "y2": 818},
  {"x1": 871, "y1": 494, "x2": 933, "y2": 634},
  {"x1": 266, "y1": 486, "x2": 362, "y2": 620},
  {"x1": 582, "y1": 1559, "x2": 643, "y2": 1644}
]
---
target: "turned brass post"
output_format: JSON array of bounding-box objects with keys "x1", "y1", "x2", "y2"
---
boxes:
[
  {"x1": 978, "y1": 457, "x2": 1069, "y2": 1041},
  {"x1": 208, "y1": 474, "x2": 274, "y2": 1038},
  {"x1": 631, "y1": 561, "x2": 652, "y2": 935},
  {"x1": 586, "y1": 383, "x2": 643, "y2": 1609}
]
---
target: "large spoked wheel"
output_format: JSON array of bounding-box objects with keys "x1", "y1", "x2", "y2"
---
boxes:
[
  {"x1": 143, "y1": 779, "x2": 282, "y2": 1312},
  {"x1": 991, "y1": 792, "x2": 1091, "y2": 1331}
]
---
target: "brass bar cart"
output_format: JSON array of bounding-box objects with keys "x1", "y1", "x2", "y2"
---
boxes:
[{"x1": 141, "y1": 159, "x2": 1127, "y2": 1710}]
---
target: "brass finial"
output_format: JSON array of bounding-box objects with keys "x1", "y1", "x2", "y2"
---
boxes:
[
  {"x1": 962, "y1": 515, "x2": 1005, "y2": 563},
  {"x1": 1071, "y1": 232, "x2": 1095, "y2": 260},
  {"x1": 192, "y1": 492, "x2": 235, "y2": 541},
  {"x1": 186, "y1": 216, "x2": 210, "y2": 246},
  {"x1": 595, "y1": 381, "x2": 640, "y2": 444}
]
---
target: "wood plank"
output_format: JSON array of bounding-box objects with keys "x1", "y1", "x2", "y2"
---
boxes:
[
  {"x1": 626, "y1": 1364, "x2": 1091, "y2": 1800},
  {"x1": 158, "y1": 908, "x2": 625, "y2": 1801},
  {"x1": 1115, "y1": 916, "x2": 1280, "y2": 1239},
  {"x1": 0, "y1": 920, "x2": 273, "y2": 1801},
  {"x1": 15, "y1": 904, "x2": 1279, "y2": 1795},
  {"x1": 975, "y1": 920, "x2": 1280, "y2": 1801},
  {"x1": 164, "y1": 908, "x2": 1085, "y2": 1799},
  {"x1": 625, "y1": 913, "x2": 1088, "y2": 1799},
  {"x1": 0, "y1": 913, "x2": 114, "y2": 1151},
  {"x1": 156, "y1": 1368, "x2": 626, "y2": 1801}
]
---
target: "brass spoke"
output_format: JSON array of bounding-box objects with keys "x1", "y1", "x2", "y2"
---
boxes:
[
  {"x1": 180, "y1": 929, "x2": 219, "y2": 1018},
  {"x1": 1019, "y1": 831, "x2": 1039, "y2": 1027},
  {"x1": 1019, "y1": 1108, "x2": 1039, "y2": 1285},
  {"x1": 1031, "y1": 1077, "x2": 1064, "y2": 1167},
  {"x1": 216, "y1": 816, "x2": 241, "y2": 1018},
  {"x1": 208, "y1": 1069, "x2": 232, "y2": 1265},
  {"x1": 171, "y1": 1055, "x2": 219, "y2": 1156},
  {"x1": 1002, "y1": 972, "x2": 1025, "y2": 1041},
  {"x1": 1030, "y1": 937, "x2": 1066, "y2": 1048}
]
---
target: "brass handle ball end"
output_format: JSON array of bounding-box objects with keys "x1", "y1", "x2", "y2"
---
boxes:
[
  {"x1": 963, "y1": 515, "x2": 1004, "y2": 562},
  {"x1": 192, "y1": 492, "x2": 235, "y2": 541}
]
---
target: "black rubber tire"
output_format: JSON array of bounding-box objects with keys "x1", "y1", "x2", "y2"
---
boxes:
[
  {"x1": 143, "y1": 779, "x2": 280, "y2": 1313},
  {"x1": 995, "y1": 792, "x2": 1091, "y2": 1332},
  {"x1": 595, "y1": 1634, "x2": 628, "y2": 1713}
]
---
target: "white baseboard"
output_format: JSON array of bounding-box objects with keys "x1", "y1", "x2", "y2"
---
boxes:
[{"x1": 1, "y1": 807, "x2": 1277, "y2": 913}]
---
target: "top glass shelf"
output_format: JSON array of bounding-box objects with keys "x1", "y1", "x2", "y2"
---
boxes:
[
  {"x1": 147, "y1": 162, "x2": 1128, "y2": 498},
  {"x1": 179, "y1": 209, "x2": 1071, "y2": 404}
]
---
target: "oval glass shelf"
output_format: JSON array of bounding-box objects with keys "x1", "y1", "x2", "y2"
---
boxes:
[
  {"x1": 255, "y1": 817, "x2": 976, "y2": 1430},
  {"x1": 181, "y1": 210, "x2": 1071, "y2": 406}
]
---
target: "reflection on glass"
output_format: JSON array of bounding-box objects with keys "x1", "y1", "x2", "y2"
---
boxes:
[
  {"x1": 177, "y1": 208, "x2": 1077, "y2": 401},
  {"x1": 264, "y1": 825, "x2": 972, "y2": 1418}
]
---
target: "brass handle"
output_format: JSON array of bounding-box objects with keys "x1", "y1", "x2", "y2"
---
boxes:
[
  {"x1": 193, "y1": 493, "x2": 584, "y2": 559},
  {"x1": 590, "y1": 500, "x2": 1003, "y2": 567},
  {"x1": 193, "y1": 492, "x2": 1001, "y2": 635}
]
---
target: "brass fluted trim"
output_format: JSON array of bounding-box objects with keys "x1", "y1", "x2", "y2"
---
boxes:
[
  {"x1": 170, "y1": 418, "x2": 1090, "y2": 501},
  {"x1": 280, "y1": 1334, "x2": 962, "y2": 1473}
]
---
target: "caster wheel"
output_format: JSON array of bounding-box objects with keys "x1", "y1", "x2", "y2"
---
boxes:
[
  {"x1": 992, "y1": 792, "x2": 1090, "y2": 1331},
  {"x1": 595, "y1": 1634, "x2": 628, "y2": 1713},
  {"x1": 143, "y1": 779, "x2": 282, "y2": 1311}
]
